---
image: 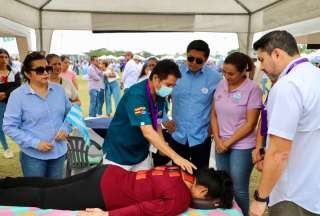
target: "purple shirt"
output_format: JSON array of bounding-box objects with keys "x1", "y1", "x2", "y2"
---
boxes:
[
  {"x1": 88, "y1": 64, "x2": 103, "y2": 90},
  {"x1": 214, "y1": 79, "x2": 262, "y2": 149}
]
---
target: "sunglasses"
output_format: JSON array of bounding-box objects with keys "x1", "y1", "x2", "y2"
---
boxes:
[
  {"x1": 187, "y1": 56, "x2": 204, "y2": 65},
  {"x1": 30, "y1": 66, "x2": 53, "y2": 75}
]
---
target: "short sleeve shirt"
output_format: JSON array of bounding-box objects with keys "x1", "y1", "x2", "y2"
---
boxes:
[
  {"x1": 103, "y1": 79, "x2": 165, "y2": 165},
  {"x1": 267, "y1": 59, "x2": 320, "y2": 213},
  {"x1": 60, "y1": 70, "x2": 77, "y2": 83},
  {"x1": 214, "y1": 79, "x2": 262, "y2": 149},
  {"x1": 61, "y1": 78, "x2": 78, "y2": 101}
]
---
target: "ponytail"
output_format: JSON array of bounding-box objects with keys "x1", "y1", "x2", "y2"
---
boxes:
[
  {"x1": 224, "y1": 52, "x2": 255, "y2": 80},
  {"x1": 215, "y1": 170, "x2": 234, "y2": 209},
  {"x1": 195, "y1": 168, "x2": 234, "y2": 209}
]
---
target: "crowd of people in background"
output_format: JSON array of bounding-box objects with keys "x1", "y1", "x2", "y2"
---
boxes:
[{"x1": 1, "y1": 30, "x2": 320, "y2": 216}]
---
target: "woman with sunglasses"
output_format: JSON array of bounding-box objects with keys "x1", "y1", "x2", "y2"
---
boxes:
[
  {"x1": 46, "y1": 53, "x2": 81, "y2": 104},
  {"x1": 0, "y1": 48, "x2": 21, "y2": 159},
  {"x1": 210, "y1": 52, "x2": 262, "y2": 216},
  {"x1": 3, "y1": 52, "x2": 72, "y2": 178}
]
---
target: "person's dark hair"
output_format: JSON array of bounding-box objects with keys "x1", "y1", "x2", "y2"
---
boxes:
[
  {"x1": 21, "y1": 52, "x2": 46, "y2": 82},
  {"x1": 60, "y1": 55, "x2": 70, "y2": 62},
  {"x1": 46, "y1": 53, "x2": 60, "y2": 64},
  {"x1": 138, "y1": 57, "x2": 158, "y2": 79},
  {"x1": 101, "y1": 60, "x2": 109, "y2": 68},
  {"x1": 90, "y1": 56, "x2": 98, "y2": 62},
  {"x1": 187, "y1": 40, "x2": 210, "y2": 58},
  {"x1": 148, "y1": 56, "x2": 158, "y2": 62},
  {"x1": 253, "y1": 30, "x2": 299, "y2": 56},
  {"x1": 138, "y1": 63, "x2": 148, "y2": 79},
  {"x1": 125, "y1": 51, "x2": 133, "y2": 58},
  {"x1": 195, "y1": 168, "x2": 234, "y2": 209},
  {"x1": 224, "y1": 52, "x2": 255, "y2": 80},
  {"x1": 0, "y1": 48, "x2": 12, "y2": 70},
  {"x1": 149, "y1": 59, "x2": 181, "y2": 81}
]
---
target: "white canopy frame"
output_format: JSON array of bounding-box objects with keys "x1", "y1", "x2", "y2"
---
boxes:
[{"x1": 1, "y1": 0, "x2": 320, "y2": 58}]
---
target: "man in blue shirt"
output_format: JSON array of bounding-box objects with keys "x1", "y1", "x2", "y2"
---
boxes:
[{"x1": 163, "y1": 40, "x2": 222, "y2": 169}]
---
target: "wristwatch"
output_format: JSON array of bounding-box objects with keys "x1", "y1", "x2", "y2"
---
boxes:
[{"x1": 254, "y1": 190, "x2": 269, "y2": 204}]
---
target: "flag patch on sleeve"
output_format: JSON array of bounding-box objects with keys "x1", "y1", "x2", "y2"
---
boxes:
[{"x1": 134, "y1": 106, "x2": 147, "y2": 115}]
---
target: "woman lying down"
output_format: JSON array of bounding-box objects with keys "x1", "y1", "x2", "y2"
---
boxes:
[{"x1": 0, "y1": 165, "x2": 237, "y2": 216}]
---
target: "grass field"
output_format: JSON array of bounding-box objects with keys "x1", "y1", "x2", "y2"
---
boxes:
[{"x1": 0, "y1": 76, "x2": 265, "y2": 214}]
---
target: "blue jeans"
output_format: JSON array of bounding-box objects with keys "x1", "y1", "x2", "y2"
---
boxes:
[
  {"x1": 105, "y1": 81, "x2": 121, "y2": 115},
  {"x1": 89, "y1": 89, "x2": 99, "y2": 117},
  {"x1": 20, "y1": 152, "x2": 66, "y2": 178},
  {"x1": 215, "y1": 148, "x2": 253, "y2": 216},
  {"x1": 0, "y1": 102, "x2": 8, "y2": 151},
  {"x1": 97, "y1": 89, "x2": 105, "y2": 115}
]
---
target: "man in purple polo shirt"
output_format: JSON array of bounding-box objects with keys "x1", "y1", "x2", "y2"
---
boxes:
[{"x1": 88, "y1": 56, "x2": 103, "y2": 117}]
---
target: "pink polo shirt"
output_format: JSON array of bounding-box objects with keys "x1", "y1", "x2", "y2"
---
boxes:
[
  {"x1": 60, "y1": 70, "x2": 77, "y2": 83},
  {"x1": 214, "y1": 79, "x2": 262, "y2": 149}
]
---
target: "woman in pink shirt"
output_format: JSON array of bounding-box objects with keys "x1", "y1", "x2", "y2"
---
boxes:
[
  {"x1": 211, "y1": 52, "x2": 262, "y2": 216},
  {"x1": 61, "y1": 55, "x2": 79, "y2": 90}
]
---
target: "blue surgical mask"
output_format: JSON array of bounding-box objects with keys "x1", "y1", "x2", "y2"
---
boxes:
[{"x1": 156, "y1": 85, "x2": 173, "y2": 97}]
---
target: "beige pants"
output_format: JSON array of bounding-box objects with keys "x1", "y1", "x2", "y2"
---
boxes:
[{"x1": 269, "y1": 201, "x2": 320, "y2": 216}]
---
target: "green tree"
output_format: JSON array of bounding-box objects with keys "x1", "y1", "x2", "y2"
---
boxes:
[
  {"x1": 85, "y1": 49, "x2": 126, "y2": 57},
  {"x1": 138, "y1": 51, "x2": 154, "y2": 58},
  {"x1": 298, "y1": 44, "x2": 316, "y2": 54}
]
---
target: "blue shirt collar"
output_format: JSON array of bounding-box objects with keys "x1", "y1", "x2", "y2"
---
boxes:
[
  {"x1": 181, "y1": 63, "x2": 205, "y2": 75},
  {"x1": 23, "y1": 82, "x2": 54, "y2": 95},
  {"x1": 186, "y1": 67, "x2": 204, "y2": 75}
]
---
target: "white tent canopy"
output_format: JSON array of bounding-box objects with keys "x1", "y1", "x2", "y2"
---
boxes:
[{"x1": 1, "y1": 0, "x2": 320, "y2": 59}]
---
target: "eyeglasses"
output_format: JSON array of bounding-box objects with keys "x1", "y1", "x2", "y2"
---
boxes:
[
  {"x1": 187, "y1": 56, "x2": 204, "y2": 65},
  {"x1": 30, "y1": 66, "x2": 53, "y2": 75}
]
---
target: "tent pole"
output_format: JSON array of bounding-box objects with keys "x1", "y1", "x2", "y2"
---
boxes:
[
  {"x1": 246, "y1": 14, "x2": 252, "y2": 54},
  {"x1": 39, "y1": 0, "x2": 52, "y2": 52},
  {"x1": 39, "y1": 11, "x2": 43, "y2": 51}
]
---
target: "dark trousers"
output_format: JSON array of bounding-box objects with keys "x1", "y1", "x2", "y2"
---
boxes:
[
  {"x1": 0, "y1": 165, "x2": 107, "y2": 210},
  {"x1": 153, "y1": 130, "x2": 172, "y2": 166},
  {"x1": 269, "y1": 201, "x2": 319, "y2": 216},
  {"x1": 153, "y1": 131, "x2": 211, "y2": 169}
]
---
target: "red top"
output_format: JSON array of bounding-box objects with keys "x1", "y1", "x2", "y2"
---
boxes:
[{"x1": 100, "y1": 165, "x2": 191, "y2": 216}]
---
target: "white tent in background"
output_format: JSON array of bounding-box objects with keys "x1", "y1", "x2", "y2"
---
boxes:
[
  {"x1": 117, "y1": 56, "x2": 125, "y2": 60},
  {"x1": 98, "y1": 55, "x2": 107, "y2": 60},
  {"x1": 2, "y1": 0, "x2": 320, "y2": 59},
  {"x1": 207, "y1": 56, "x2": 215, "y2": 63},
  {"x1": 306, "y1": 50, "x2": 320, "y2": 64},
  {"x1": 106, "y1": 55, "x2": 116, "y2": 60},
  {"x1": 161, "y1": 55, "x2": 175, "y2": 60},
  {"x1": 175, "y1": 56, "x2": 185, "y2": 61},
  {"x1": 139, "y1": 55, "x2": 145, "y2": 61}
]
